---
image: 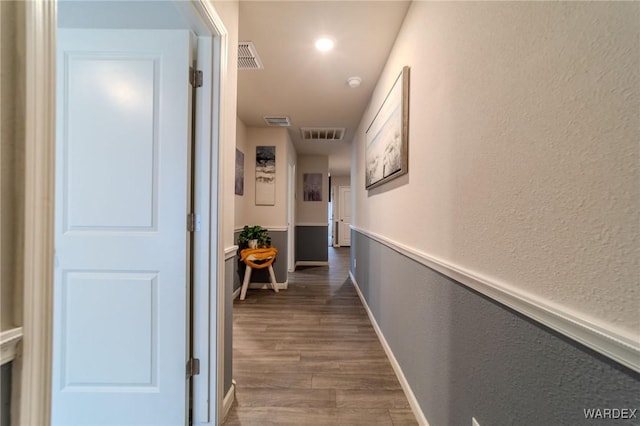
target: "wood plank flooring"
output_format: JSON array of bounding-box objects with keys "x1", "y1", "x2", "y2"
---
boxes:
[{"x1": 224, "y1": 248, "x2": 418, "y2": 426}]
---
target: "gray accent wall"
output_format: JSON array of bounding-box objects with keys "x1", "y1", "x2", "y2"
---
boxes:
[
  {"x1": 295, "y1": 226, "x2": 328, "y2": 262},
  {"x1": 1, "y1": 363, "x2": 10, "y2": 426},
  {"x1": 224, "y1": 256, "x2": 234, "y2": 395},
  {"x1": 234, "y1": 229, "x2": 288, "y2": 285},
  {"x1": 352, "y1": 230, "x2": 640, "y2": 426}
]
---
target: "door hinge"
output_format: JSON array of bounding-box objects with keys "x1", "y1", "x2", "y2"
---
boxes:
[
  {"x1": 187, "y1": 213, "x2": 201, "y2": 232},
  {"x1": 189, "y1": 66, "x2": 203, "y2": 88},
  {"x1": 187, "y1": 213, "x2": 195, "y2": 232},
  {"x1": 187, "y1": 358, "x2": 200, "y2": 377}
]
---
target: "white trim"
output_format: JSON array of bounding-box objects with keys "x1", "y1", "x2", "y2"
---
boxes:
[
  {"x1": 213, "y1": 47, "x2": 226, "y2": 426},
  {"x1": 234, "y1": 226, "x2": 288, "y2": 232},
  {"x1": 195, "y1": 1, "x2": 229, "y2": 423},
  {"x1": 222, "y1": 380, "x2": 236, "y2": 421},
  {"x1": 0, "y1": 327, "x2": 24, "y2": 366},
  {"x1": 225, "y1": 245, "x2": 238, "y2": 260},
  {"x1": 295, "y1": 261, "x2": 329, "y2": 268},
  {"x1": 350, "y1": 272, "x2": 430, "y2": 426},
  {"x1": 295, "y1": 223, "x2": 328, "y2": 227},
  {"x1": 352, "y1": 226, "x2": 640, "y2": 373},
  {"x1": 21, "y1": 1, "x2": 56, "y2": 425},
  {"x1": 232, "y1": 287, "x2": 241, "y2": 300},
  {"x1": 191, "y1": 28, "x2": 216, "y2": 425}
]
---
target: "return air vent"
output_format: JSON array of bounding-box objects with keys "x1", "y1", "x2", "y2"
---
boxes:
[
  {"x1": 264, "y1": 116, "x2": 291, "y2": 127},
  {"x1": 238, "y1": 41, "x2": 264, "y2": 70},
  {"x1": 301, "y1": 127, "x2": 345, "y2": 141}
]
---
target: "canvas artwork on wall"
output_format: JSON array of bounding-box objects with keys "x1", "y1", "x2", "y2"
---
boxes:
[
  {"x1": 235, "y1": 148, "x2": 244, "y2": 196},
  {"x1": 303, "y1": 173, "x2": 322, "y2": 201},
  {"x1": 255, "y1": 146, "x2": 276, "y2": 205},
  {"x1": 366, "y1": 66, "x2": 410, "y2": 190}
]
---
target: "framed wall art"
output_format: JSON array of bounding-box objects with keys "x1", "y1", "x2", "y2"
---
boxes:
[
  {"x1": 235, "y1": 148, "x2": 244, "y2": 196},
  {"x1": 303, "y1": 173, "x2": 322, "y2": 201},
  {"x1": 365, "y1": 66, "x2": 410, "y2": 190},
  {"x1": 255, "y1": 146, "x2": 275, "y2": 205}
]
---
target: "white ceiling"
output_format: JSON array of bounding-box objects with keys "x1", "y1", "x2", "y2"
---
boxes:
[
  {"x1": 58, "y1": 0, "x2": 411, "y2": 176},
  {"x1": 237, "y1": 1, "x2": 411, "y2": 176}
]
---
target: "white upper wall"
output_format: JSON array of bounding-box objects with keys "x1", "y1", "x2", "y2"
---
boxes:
[
  {"x1": 235, "y1": 118, "x2": 248, "y2": 228},
  {"x1": 297, "y1": 155, "x2": 329, "y2": 225},
  {"x1": 1, "y1": 0, "x2": 26, "y2": 331},
  {"x1": 237, "y1": 127, "x2": 290, "y2": 229},
  {"x1": 211, "y1": 1, "x2": 239, "y2": 249},
  {"x1": 353, "y1": 2, "x2": 639, "y2": 338}
]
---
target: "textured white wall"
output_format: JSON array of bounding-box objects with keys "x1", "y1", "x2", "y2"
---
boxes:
[
  {"x1": 234, "y1": 118, "x2": 248, "y2": 229},
  {"x1": 212, "y1": 1, "x2": 239, "y2": 249},
  {"x1": 354, "y1": 2, "x2": 639, "y2": 338},
  {"x1": 0, "y1": 0, "x2": 25, "y2": 331},
  {"x1": 241, "y1": 127, "x2": 290, "y2": 228},
  {"x1": 297, "y1": 155, "x2": 329, "y2": 225}
]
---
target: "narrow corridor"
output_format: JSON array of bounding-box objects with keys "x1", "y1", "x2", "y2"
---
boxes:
[{"x1": 224, "y1": 248, "x2": 417, "y2": 425}]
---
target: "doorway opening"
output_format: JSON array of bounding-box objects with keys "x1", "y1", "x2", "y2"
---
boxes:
[{"x1": 48, "y1": 1, "x2": 226, "y2": 425}]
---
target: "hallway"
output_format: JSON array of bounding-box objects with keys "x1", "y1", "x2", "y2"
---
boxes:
[{"x1": 224, "y1": 248, "x2": 417, "y2": 425}]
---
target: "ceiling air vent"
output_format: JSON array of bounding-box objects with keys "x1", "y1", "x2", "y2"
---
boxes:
[
  {"x1": 301, "y1": 127, "x2": 345, "y2": 141},
  {"x1": 238, "y1": 41, "x2": 264, "y2": 70},
  {"x1": 264, "y1": 116, "x2": 291, "y2": 127}
]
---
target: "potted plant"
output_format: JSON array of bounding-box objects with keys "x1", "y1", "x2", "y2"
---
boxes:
[{"x1": 237, "y1": 225, "x2": 271, "y2": 250}]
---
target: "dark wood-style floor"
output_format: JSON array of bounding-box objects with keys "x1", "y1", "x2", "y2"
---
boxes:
[{"x1": 224, "y1": 247, "x2": 418, "y2": 426}]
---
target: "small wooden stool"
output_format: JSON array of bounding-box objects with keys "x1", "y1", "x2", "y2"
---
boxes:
[{"x1": 239, "y1": 247, "x2": 278, "y2": 300}]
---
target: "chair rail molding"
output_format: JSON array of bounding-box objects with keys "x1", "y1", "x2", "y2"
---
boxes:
[
  {"x1": 0, "y1": 327, "x2": 24, "y2": 366},
  {"x1": 352, "y1": 226, "x2": 640, "y2": 373}
]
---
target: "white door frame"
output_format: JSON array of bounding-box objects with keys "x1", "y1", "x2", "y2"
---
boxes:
[
  {"x1": 21, "y1": 1, "x2": 229, "y2": 424},
  {"x1": 287, "y1": 163, "x2": 296, "y2": 272},
  {"x1": 338, "y1": 186, "x2": 351, "y2": 247}
]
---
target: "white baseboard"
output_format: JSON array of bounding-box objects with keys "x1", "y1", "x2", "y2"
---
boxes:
[
  {"x1": 222, "y1": 379, "x2": 236, "y2": 421},
  {"x1": 233, "y1": 281, "x2": 289, "y2": 300},
  {"x1": 350, "y1": 271, "x2": 430, "y2": 426},
  {"x1": 295, "y1": 261, "x2": 329, "y2": 268}
]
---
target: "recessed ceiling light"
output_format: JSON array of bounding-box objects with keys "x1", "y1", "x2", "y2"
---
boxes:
[
  {"x1": 315, "y1": 37, "x2": 334, "y2": 52},
  {"x1": 347, "y1": 76, "x2": 362, "y2": 88}
]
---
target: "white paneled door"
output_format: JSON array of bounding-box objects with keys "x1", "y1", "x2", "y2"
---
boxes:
[
  {"x1": 338, "y1": 186, "x2": 351, "y2": 247},
  {"x1": 53, "y1": 29, "x2": 193, "y2": 425}
]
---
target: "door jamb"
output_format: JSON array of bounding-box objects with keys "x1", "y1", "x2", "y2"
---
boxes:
[{"x1": 20, "y1": 1, "x2": 56, "y2": 424}]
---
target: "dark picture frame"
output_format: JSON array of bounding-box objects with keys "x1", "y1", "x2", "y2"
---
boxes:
[
  {"x1": 255, "y1": 146, "x2": 276, "y2": 205},
  {"x1": 303, "y1": 173, "x2": 323, "y2": 201},
  {"x1": 235, "y1": 148, "x2": 244, "y2": 196},
  {"x1": 365, "y1": 66, "x2": 410, "y2": 190}
]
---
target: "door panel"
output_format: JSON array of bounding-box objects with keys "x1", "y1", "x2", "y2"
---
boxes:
[
  {"x1": 338, "y1": 186, "x2": 351, "y2": 247},
  {"x1": 53, "y1": 29, "x2": 192, "y2": 425},
  {"x1": 65, "y1": 58, "x2": 157, "y2": 231}
]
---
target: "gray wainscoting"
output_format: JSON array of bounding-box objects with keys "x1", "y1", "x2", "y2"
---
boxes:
[
  {"x1": 234, "y1": 229, "x2": 288, "y2": 285},
  {"x1": 1, "y1": 363, "x2": 11, "y2": 426},
  {"x1": 351, "y1": 230, "x2": 640, "y2": 426},
  {"x1": 295, "y1": 226, "x2": 328, "y2": 262},
  {"x1": 224, "y1": 255, "x2": 235, "y2": 396}
]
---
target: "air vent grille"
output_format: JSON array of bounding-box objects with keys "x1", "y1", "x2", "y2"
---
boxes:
[
  {"x1": 238, "y1": 41, "x2": 264, "y2": 70},
  {"x1": 264, "y1": 116, "x2": 291, "y2": 127},
  {"x1": 301, "y1": 127, "x2": 345, "y2": 141}
]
